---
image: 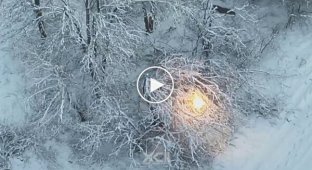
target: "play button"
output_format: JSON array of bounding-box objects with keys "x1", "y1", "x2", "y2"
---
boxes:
[
  {"x1": 150, "y1": 78, "x2": 164, "y2": 93},
  {"x1": 137, "y1": 66, "x2": 174, "y2": 104}
]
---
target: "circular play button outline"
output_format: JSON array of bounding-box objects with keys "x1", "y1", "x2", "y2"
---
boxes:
[{"x1": 136, "y1": 66, "x2": 174, "y2": 104}]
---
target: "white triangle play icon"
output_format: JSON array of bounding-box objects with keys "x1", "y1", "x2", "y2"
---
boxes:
[{"x1": 150, "y1": 78, "x2": 164, "y2": 93}]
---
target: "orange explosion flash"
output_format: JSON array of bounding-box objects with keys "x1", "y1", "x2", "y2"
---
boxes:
[
  {"x1": 186, "y1": 88, "x2": 209, "y2": 117},
  {"x1": 192, "y1": 92, "x2": 206, "y2": 112}
]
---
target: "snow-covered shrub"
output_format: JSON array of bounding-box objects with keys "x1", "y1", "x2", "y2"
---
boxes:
[
  {"x1": 0, "y1": 125, "x2": 34, "y2": 169},
  {"x1": 142, "y1": 56, "x2": 277, "y2": 168},
  {"x1": 70, "y1": 96, "x2": 139, "y2": 164},
  {"x1": 142, "y1": 57, "x2": 234, "y2": 167}
]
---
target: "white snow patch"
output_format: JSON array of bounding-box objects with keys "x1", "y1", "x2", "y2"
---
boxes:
[
  {"x1": 0, "y1": 47, "x2": 26, "y2": 125},
  {"x1": 213, "y1": 25, "x2": 312, "y2": 170}
]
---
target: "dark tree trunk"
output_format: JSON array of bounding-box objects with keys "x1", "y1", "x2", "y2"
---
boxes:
[
  {"x1": 143, "y1": 8, "x2": 149, "y2": 33},
  {"x1": 143, "y1": 4, "x2": 154, "y2": 33},
  {"x1": 85, "y1": 0, "x2": 91, "y2": 45},
  {"x1": 34, "y1": 0, "x2": 47, "y2": 38},
  {"x1": 96, "y1": 0, "x2": 100, "y2": 12},
  {"x1": 144, "y1": 14, "x2": 154, "y2": 33},
  {"x1": 85, "y1": 0, "x2": 96, "y2": 79},
  {"x1": 148, "y1": 15, "x2": 153, "y2": 32}
]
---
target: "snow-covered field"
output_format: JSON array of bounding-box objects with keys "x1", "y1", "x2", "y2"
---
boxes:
[{"x1": 214, "y1": 25, "x2": 312, "y2": 170}]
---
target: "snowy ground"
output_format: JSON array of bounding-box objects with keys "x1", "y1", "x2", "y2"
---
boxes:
[
  {"x1": 0, "y1": 46, "x2": 26, "y2": 125},
  {"x1": 213, "y1": 24, "x2": 312, "y2": 170}
]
